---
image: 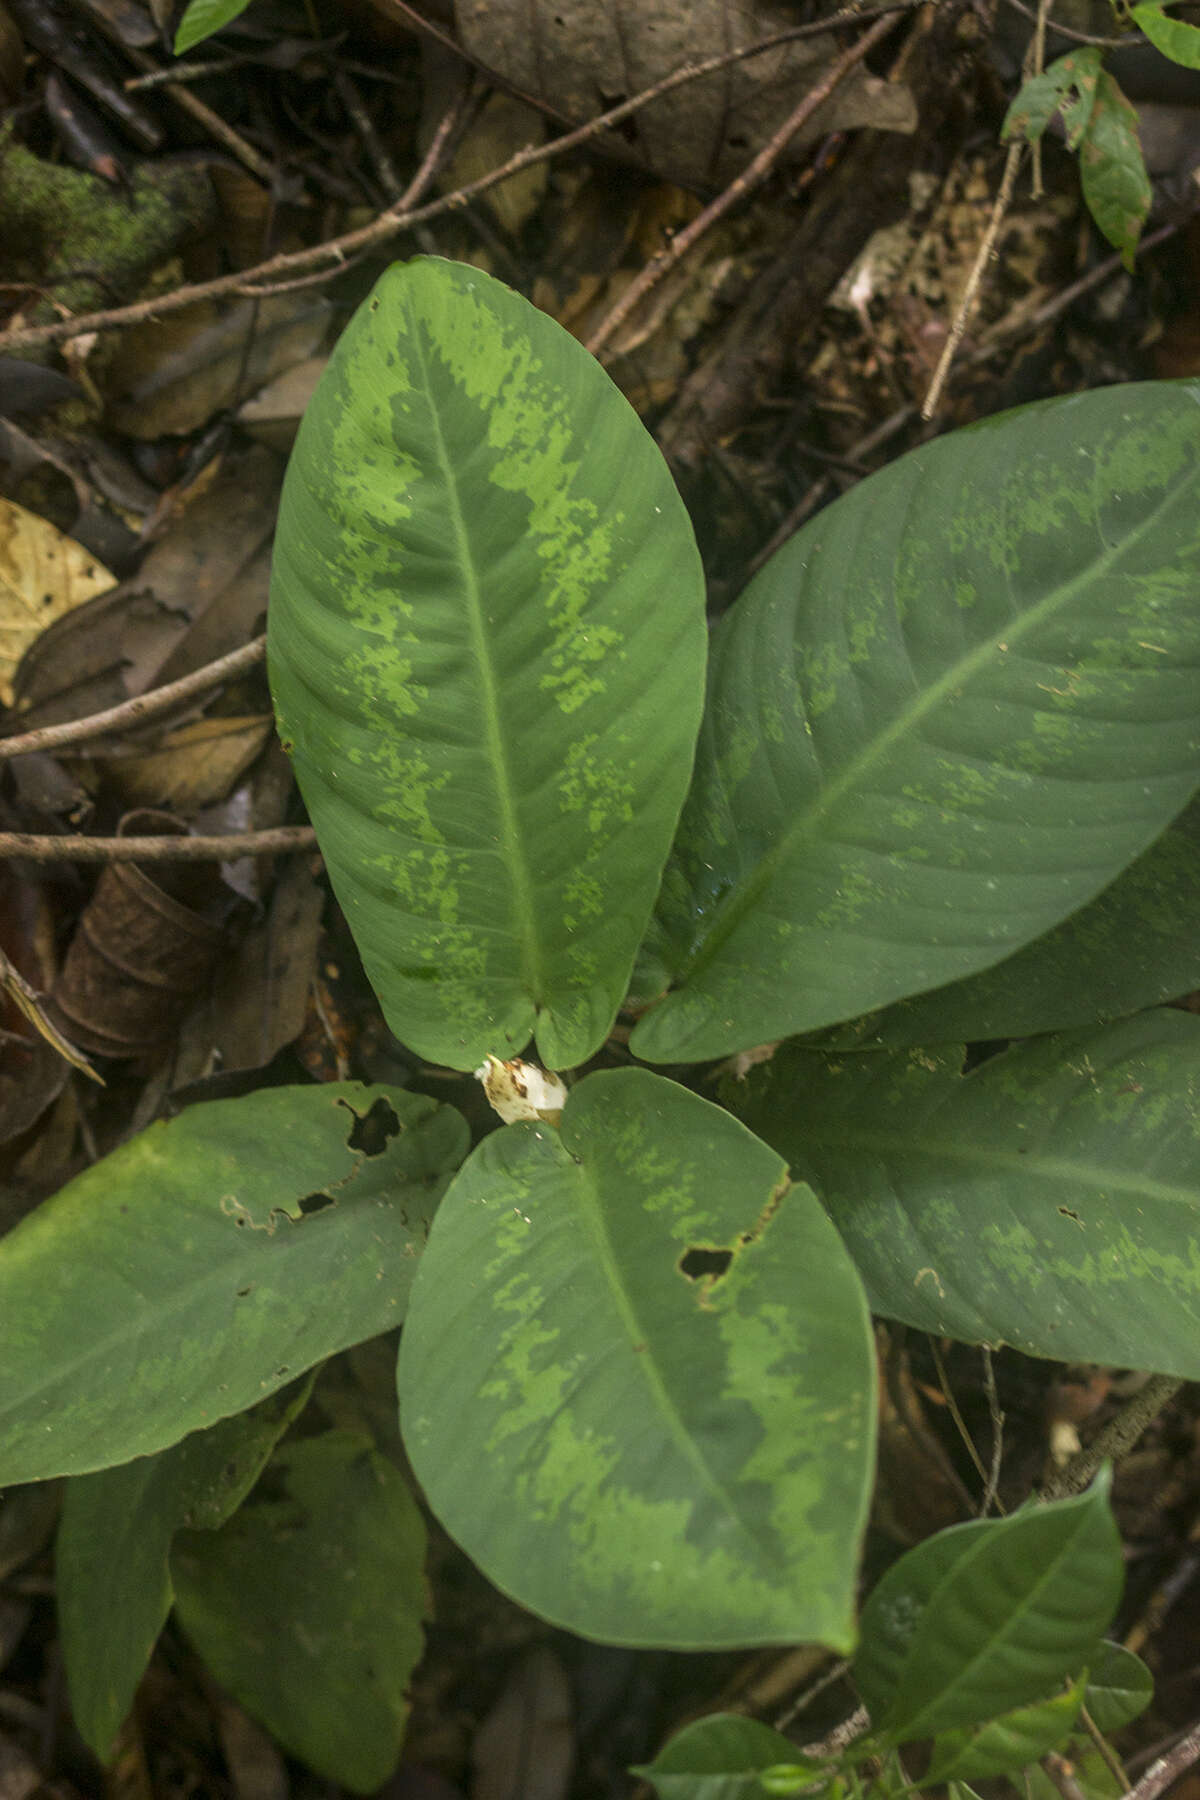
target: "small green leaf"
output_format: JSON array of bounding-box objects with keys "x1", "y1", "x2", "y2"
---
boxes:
[
  {"x1": 631, "y1": 1714, "x2": 808, "y2": 1799},
  {"x1": 925, "y1": 1675, "x2": 1086, "y2": 1782},
  {"x1": 173, "y1": 0, "x2": 252, "y2": 54},
  {"x1": 1131, "y1": 3, "x2": 1200, "y2": 67},
  {"x1": 0, "y1": 1084, "x2": 467, "y2": 1484},
  {"x1": 399, "y1": 1068, "x2": 876, "y2": 1650},
  {"x1": 1084, "y1": 1641, "x2": 1154, "y2": 1732},
  {"x1": 172, "y1": 1431, "x2": 425, "y2": 1794},
  {"x1": 1001, "y1": 49, "x2": 1101, "y2": 145},
  {"x1": 269, "y1": 257, "x2": 706, "y2": 1072},
  {"x1": 58, "y1": 1383, "x2": 313, "y2": 1762},
  {"x1": 854, "y1": 1475, "x2": 1122, "y2": 1741},
  {"x1": 727, "y1": 1012, "x2": 1200, "y2": 1374},
  {"x1": 1078, "y1": 70, "x2": 1151, "y2": 270}
]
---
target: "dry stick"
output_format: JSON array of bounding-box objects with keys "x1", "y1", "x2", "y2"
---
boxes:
[
  {"x1": 1039, "y1": 1372, "x2": 1185, "y2": 1502},
  {"x1": 0, "y1": 636, "x2": 268, "y2": 759},
  {"x1": 125, "y1": 41, "x2": 276, "y2": 182},
  {"x1": 968, "y1": 220, "x2": 1178, "y2": 361},
  {"x1": 584, "y1": 10, "x2": 905, "y2": 359},
  {"x1": 0, "y1": 826, "x2": 317, "y2": 862},
  {"x1": 999, "y1": 0, "x2": 1134, "y2": 47},
  {"x1": 1124, "y1": 1722, "x2": 1200, "y2": 1800},
  {"x1": 921, "y1": 137, "x2": 1024, "y2": 419},
  {"x1": 0, "y1": 5, "x2": 914, "y2": 355}
]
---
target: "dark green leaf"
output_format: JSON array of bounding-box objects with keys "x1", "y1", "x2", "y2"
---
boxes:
[
  {"x1": 0, "y1": 1084, "x2": 466, "y2": 1483},
  {"x1": 1078, "y1": 71, "x2": 1151, "y2": 270},
  {"x1": 816, "y1": 797, "x2": 1200, "y2": 1048},
  {"x1": 1083, "y1": 1641, "x2": 1154, "y2": 1732},
  {"x1": 854, "y1": 1476, "x2": 1121, "y2": 1740},
  {"x1": 631, "y1": 383, "x2": 1200, "y2": 1064},
  {"x1": 269, "y1": 258, "x2": 706, "y2": 1072},
  {"x1": 58, "y1": 1383, "x2": 313, "y2": 1761},
  {"x1": 631, "y1": 1714, "x2": 809, "y2": 1799},
  {"x1": 399, "y1": 1068, "x2": 875, "y2": 1649},
  {"x1": 172, "y1": 1431, "x2": 425, "y2": 1794},
  {"x1": 925, "y1": 1676, "x2": 1086, "y2": 1782},
  {"x1": 726, "y1": 1011, "x2": 1200, "y2": 1374}
]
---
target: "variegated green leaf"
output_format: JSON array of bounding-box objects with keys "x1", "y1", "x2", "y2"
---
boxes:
[
  {"x1": 631, "y1": 383, "x2": 1200, "y2": 1064},
  {"x1": 269, "y1": 258, "x2": 706, "y2": 1071},
  {"x1": 398, "y1": 1068, "x2": 875, "y2": 1649}
]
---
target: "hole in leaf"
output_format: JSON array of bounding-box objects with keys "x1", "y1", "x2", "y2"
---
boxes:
[
  {"x1": 298, "y1": 1191, "x2": 334, "y2": 1216},
  {"x1": 678, "y1": 1246, "x2": 733, "y2": 1282},
  {"x1": 344, "y1": 1097, "x2": 401, "y2": 1156}
]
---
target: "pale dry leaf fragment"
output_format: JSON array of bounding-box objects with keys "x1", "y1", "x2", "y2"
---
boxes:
[
  {"x1": 475, "y1": 1053, "x2": 567, "y2": 1124},
  {"x1": 0, "y1": 498, "x2": 115, "y2": 706},
  {"x1": 0, "y1": 948, "x2": 103, "y2": 1083}
]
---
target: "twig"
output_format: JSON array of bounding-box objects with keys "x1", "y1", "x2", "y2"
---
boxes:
[
  {"x1": 124, "y1": 43, "x2": 277, "y2": 183},
  {"x1": 999, "y1": 0, "x2": 1137, "y2": 48},
  {"x1": 921, "y1": 138, "x2": 1024, "y2": 419},
  {"x1": 0, "y1": 827, "x2": 317, "y2": 861},
  {"x1": 585, "y1": 11, "x2": 906, "y2": 358},
  {"x1": 0, "y1": 637, "x2": 268, "y2": 759},
  {"x1": 930, "y1": 1337, "x2": 992, "y2": 1492},
  {"x1": 1039, "y1": 1373, "x2": 1185, "y2": 1501},
  {"x1": 1122, "y1": 1721, "x2": 1200, "y2": 1800},
  {"x1": 979, "y1": 1345, "x2": 1006, "y2": 1517},
  {"x1": 1080, "y1": 1704, "x2": 1130, "y2": 1791},
  {"x1": 0, "y1": 6, "x2": 916, "y2": 354},
  {"x1": 967, "y1": 221, "x2": 1178, "y2": 360}
]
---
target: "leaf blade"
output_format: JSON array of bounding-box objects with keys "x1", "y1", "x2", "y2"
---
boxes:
[
  {"x1": 0, "y1": 1084, "x2": 466, "y2": 1483},
  {"x1": 269, "y1": 258, "x2": 706, "y2": 1071},
  {"x1": 398, "y1": 1068, "x2": 876, "y2": 1649},
  {"x1": 727, "y1": 1011, "x2": 1200, "y2": 1374},
  {"x1": 631, "y1": 382, "x2": 1200, "y2": 1064}
]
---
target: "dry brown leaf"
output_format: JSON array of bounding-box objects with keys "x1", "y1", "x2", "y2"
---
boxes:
[
  {"x1": 442, "y1": 91, "x2": 549, "y2": 235},
  {"x1": 84, "y1": 714, "x2": 275, "y2": 812},
  {"x1": 0, "y1": 498, "x2": 114, "y2": 705},
  {"x1": 454, "y1": 0, "x2": 916, "y2": 189}
]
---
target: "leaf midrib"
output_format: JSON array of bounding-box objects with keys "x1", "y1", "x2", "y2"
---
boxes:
[
  {"x1": 413, "y1": 322, "x2": 543, "y2": 1003},
  {"x1": 682, "y1": 464, "x2": 1196, "y2": 986}
]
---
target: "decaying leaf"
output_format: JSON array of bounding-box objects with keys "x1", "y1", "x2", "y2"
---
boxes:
[
  {"x1": 0, "y1": 498, "x2": 114, "y2": 706},
  {"x1": 454, "y1": 0, "x2": 916, "y2": 188},
  {"x1": 475, "y1": 1054, "x2": 567, "y2": 1125}
]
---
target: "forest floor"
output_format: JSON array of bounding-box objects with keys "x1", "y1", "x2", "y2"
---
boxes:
[{"x1": 1, "y1": 1, "x2": 1199, "y2": 1797}]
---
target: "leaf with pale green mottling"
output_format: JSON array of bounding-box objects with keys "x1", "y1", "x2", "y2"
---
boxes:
[
  {"x1": 172, "y1": 1431, "x2": 425, "y2": 1794},
  {"x1": 58, "y1": 1382, "x2": 313, "y2": 1762},
  {"x1": 630, "y1": 382, "x2": 1200, "y2": 1065},
  {"x1": 726, "y1": 1011, "x2": 1200, "y2": 1374},
  {"x1": 816, "y1": 796, "x2": 1200, "y2": 1049},
  {"x1": 855, "y1": 1475, "x2": 1121, "y2": 1741},
  {"x1": 0, "y1": 1084, "x2": 466, "y2": 1485},
  {"x1": 269, "y1": 257, "x2": 706, "y2": 1073},
  {"x1": 398, "y1": 1067, "x2": 875, "y2": 1649}
]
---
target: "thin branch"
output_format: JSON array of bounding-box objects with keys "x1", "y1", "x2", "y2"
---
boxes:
[
  {"x1": 1123, "y1": 1721, "x2": 1200, "y2": 1800},
  {"x1": 585, "y1": 10, "x2": 906, "y2": 358},
  {"x1": 999, "y1": 0, "x2": 1136, "y2": 47},
  {"x1": 921, "y1": 138, "x2": 1024, "y2": 419},
  {"x1": 1039, "y1": 1373, "x2": 1185, "y2": 1501},
  {"x1": 979, "y1": 1344, "x2": 1006, "y2": 1517},
  {"x1": 0, "y1": 637, "x2": 268, "y2": 759},
  {"x1": 0, "y1": 826, "x2": 317, "y2": 861},
  {"x1": 0, "y1": 5, "x2": 917, "y2": 354}
]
